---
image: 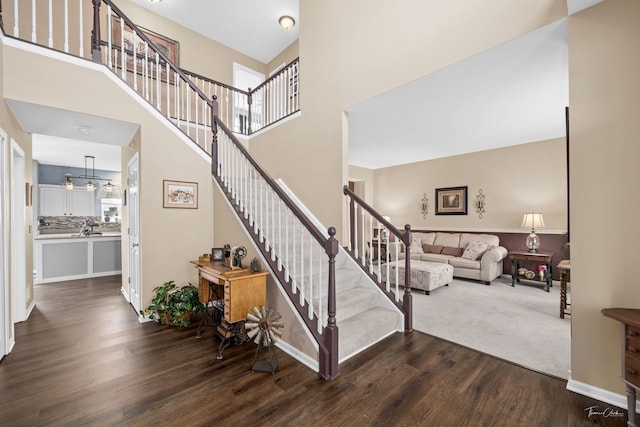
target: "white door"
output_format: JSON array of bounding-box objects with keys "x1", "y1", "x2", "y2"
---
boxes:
[
  {"x1": 127, "y1": 154, "x2": 141, "y2": 314},
  {"x1": 11, "y1": 140, "x2": 26, "y2": 323},
  {"x1": 0, "y1": 128, "x2": 9, "y2": 358}
]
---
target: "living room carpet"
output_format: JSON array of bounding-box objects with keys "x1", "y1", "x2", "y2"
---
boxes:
[{"x1": 410, "y1": 275, "x2": 570, "y2": 379}]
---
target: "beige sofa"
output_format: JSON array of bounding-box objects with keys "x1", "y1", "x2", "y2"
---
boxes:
[{"x1": 389, "y1": 232, "x2": 508, "y2": 285}]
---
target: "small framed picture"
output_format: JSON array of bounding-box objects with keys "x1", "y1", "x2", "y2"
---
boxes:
[
  {"x1": 163, "y1": 180, "x2": 198, "y2": 209},
  {"x1": 211, "y1": 248, "x2": 225, "y2": 261},
  {"x1": 435, "y1": 186, "x2": 468, "y2": 215}
]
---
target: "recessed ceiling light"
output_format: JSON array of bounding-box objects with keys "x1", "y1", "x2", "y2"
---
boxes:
[
  {"x1": 279, "y1": 15, "x2": 295, "y2": 30},
  {"x1": 149, "y1": 0, "x2": 162, "y2": 3}
]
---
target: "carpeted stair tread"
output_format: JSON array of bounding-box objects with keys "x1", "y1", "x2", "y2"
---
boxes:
[
  {"x1": 313, "y1": 286, "x2": 379, "y2": 323},
  {"x1": 337, "y1": 306, "x2": 401, "y2": 360}
]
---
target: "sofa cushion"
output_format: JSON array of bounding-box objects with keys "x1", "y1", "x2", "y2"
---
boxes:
[
  {"x1": 441, "y1": 246, "x2": 464, "y2": 257},
  {"x1": 461, "y1": 240, "x2": 489, "y2": 260},
  {"x1": 422, "y1": 244, "x2": 444, "y2": 254},
  {"x1": 420, "y1": 253, "x2": 453, "y2": 263},
  {"x1": 434, "y1": 232, "x2": 461, "y2": 248},
  {"x1": 448, "y1": 257, "x2": 481, "y2": 269},
  {"x1": 409, "y1": 237, "x2": 423, "y2": 253},
  {"x1": 415, "y1": 232, "x2": 436, "y2": 245},
  {"x1": 460, "y1": 233, "x2": 500, "y2": 249}
]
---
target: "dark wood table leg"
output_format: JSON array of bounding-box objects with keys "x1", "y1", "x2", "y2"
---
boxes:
[
  {"x1": 560, "y1": 271, "x2": 567, "y2": 319},
  {"x1": 511, "y1": 260, "x2": 516, "y2": 286}
]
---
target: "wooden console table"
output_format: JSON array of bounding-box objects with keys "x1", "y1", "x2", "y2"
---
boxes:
[
  {"x1": 602, "y1": 308, "x2": 640, "y2": 427},
  {"x1": 190, "y1": 260, "x2": 268, "y2": 358},
  {"x1": 508, "y1": 251, "x2": 553, "y2": 292}
]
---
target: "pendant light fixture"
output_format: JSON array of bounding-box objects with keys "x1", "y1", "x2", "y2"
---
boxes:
[{"x1": 61, "y1": 155, "x2": 115, "y2": 192}]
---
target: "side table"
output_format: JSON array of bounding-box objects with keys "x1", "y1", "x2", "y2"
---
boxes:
[
  {"x1": 508, "y1": 251, "x2": 553, "y2": 292},
  {"x1": 602, "y1": 308, "x2": 640, "y2": 427}
]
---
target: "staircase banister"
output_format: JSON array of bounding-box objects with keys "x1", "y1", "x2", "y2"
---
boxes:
[
  {"x1": 215, "y1": 117, "x2": 331, "y2": 247},
  {"x1": 100, "y1": 0, "x2": 214, "y2": 110},
  {"x1": 181, "y1": 68, "x2": 249, "y2": 96},
  {"x1": 342, "y1": 184, "x2": 411, "y2": 246},
  {"x1": 252, "y1": 57, "x2": 300, "y2": 93}
]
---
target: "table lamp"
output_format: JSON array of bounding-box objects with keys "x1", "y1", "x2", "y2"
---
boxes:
[{"x1": 521, "y1": 213, "x2": 545, "y2": 252}]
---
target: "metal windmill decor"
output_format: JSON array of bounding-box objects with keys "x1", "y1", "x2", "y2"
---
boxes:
[{"x1": 245, "y1": 306, "x2": 284, "y2": 374}]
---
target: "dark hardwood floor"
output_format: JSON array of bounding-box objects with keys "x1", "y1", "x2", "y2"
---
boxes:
[{"x1": 0, "y1": 276, "x2": 627, "y2": 426}]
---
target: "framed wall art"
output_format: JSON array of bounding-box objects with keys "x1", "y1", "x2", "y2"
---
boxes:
[
  {"x1": 163, "y1": 180, "x2": 198, "y2": 209},
  {"x1": 111, "y1": 17, "x2": 180, "y2": 78},
  {"x1": 435, "y1": 186, "x2": 468, "y2": 215}
]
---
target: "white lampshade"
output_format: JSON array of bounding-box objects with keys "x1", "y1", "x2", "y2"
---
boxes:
[{"x1": 521, "y1": 213, "x2": 545, "y2": 231}]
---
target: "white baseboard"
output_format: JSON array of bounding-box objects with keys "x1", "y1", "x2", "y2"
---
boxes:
[
  {"x1": 275, "y1": 340, "x2": 318, "y2": 372},
  {"x1": 567, "y1": 377, "x2": 639, "y2": 413},
  {"x1": 25, "y1": 300, "x2": 36, "y2": 320}
]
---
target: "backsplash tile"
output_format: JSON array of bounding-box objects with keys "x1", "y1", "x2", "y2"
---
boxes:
[{"x1": 38, "y1": 216, "x2": 121, "y2": 233}]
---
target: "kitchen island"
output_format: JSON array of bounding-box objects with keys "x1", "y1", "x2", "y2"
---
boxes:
[{"x1": 34, "y1": 233, "x2": 122, "y2": 284}]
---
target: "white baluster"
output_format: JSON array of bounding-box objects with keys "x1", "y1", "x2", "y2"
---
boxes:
[
  {"x1": 120, "y1": 19, "x2": 125, "y2": 80},
  {"x1": 32, "y1": 0, "x2": 39, "y2": 43},
  {"x1": 132, "y1": 30, "x2": 138, "y2": 91},
  {"x1": 308, "y1": 237, "x2": 313, "y2": 318},
  {"x1": 47, "y1": 0, "x2": 52, "y2": 47},
  {"x1": 78, "y1": 0, "x2": 83, "y2": 57},
  {"x1": 300, "y1": 229, "x2": 305, "y2": 307},
  {"x1": 13, "y1": 0, "x2": 19, "y2": 37},
  {"x1": 292, "y1": 220, "x2": 297, "y2": 294},
  {"x1": 361, "y1": 206, "x2": 366, "y2": 266},
  {"x1": 63, "y1": 0, "x2": 69, "y2": 52}
]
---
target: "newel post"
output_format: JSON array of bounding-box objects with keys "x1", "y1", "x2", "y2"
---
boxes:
[
  {"x1": 91, "y1": 0, "x2": 101, "y2": 62},
  {"x1": 321, "y1": 226, "x2": 340, "y2": 380},
  {"x1": 211, "y1": 95, "x2": 219, "y2": 177},
  {"x1": 403, "y1": 224, "x2": 413, "y2": 332},
  {"x1": 247, "y1": 88, "x2": 253, "y2": 135}
]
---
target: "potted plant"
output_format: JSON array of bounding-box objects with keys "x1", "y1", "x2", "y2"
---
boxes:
[{"x1": 141, "y1": 280, "x2": 205, "y2": 327}]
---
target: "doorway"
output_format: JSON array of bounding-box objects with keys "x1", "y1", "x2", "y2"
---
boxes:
[
  {"x1": 233, "y1": 63, "x2": 264, "y2": 134},
  {"x1": 11, "y1": 140, "x2": 27, "y2": 323}
]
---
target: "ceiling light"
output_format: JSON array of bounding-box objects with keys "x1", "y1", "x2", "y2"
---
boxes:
[
  {"x1": 61, "y1": 155, "x2": 112, "y2": 191},
  {"x1": 64, "y1": 173, "x2": 74, "y2": 190},
  {"x1": 86, "y1": 181, "x2": 95, "y2": 192},
  {"x1": 104, "y1": 181, "x2": 114, "y2": 193},
  {"x1": 148, "y1": 0, "x2": 162, "y2": 3},
  {"x1": 279, "y1": 15, "x2": 295, "y2": 30}
]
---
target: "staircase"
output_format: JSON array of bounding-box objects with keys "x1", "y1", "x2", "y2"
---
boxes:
[{"x1": 1, "y1": 0, "x2": 412, "y2": 379}]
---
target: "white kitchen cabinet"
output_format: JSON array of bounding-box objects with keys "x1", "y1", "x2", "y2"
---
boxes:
[{"x1": 39, "y1": 185, "x2": 95, "y2": 216}]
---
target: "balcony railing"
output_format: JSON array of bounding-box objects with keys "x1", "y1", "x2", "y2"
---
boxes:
[{"x1": 0, "y1": 0, "x2": 299, "y2": 137}]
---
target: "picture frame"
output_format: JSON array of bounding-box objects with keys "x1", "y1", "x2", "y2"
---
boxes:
[
  {"x1": 211, "y1": 248, "x2": 226, "y2": 261},
  {"x1": 435, "y1": 186, "x2": 468, "y2": 215},
  {"x1": 111, "y1": 16, "x2": 180, "y2": 78},
  {"x1": 163, "y1": 180, "x2": 198, "y2": 209}
]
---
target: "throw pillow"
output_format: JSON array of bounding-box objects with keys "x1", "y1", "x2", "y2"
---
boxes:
[
  {"x1": 441, "y1": 246, "x2": 464, "y2": 257},
  {"x1": 461, "y1": 240, "x2": 489, "y2": 260},
  {"x1": 409, "y1": 237, "x2": 423, "y2": 253},
  {"x1": 422, "y1": 244, "x2": 444, "y2": 254}
]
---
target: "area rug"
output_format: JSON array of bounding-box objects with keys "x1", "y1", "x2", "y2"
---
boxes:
[{"x1": 410, "y1": 275, "x2": 570, "y2": 379}]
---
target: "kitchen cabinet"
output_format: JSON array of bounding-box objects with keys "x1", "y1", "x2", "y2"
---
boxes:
[
  {"x1": 34, "y1": 234, "x2": 121, "y2": 284},
  {"x1": 39, "y1": 184, "x2": 95, "y2": 216}
]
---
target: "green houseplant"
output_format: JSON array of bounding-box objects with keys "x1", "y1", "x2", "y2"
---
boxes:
[{"x1": 142, "y1": 280, "x2": 205, "y2": 327}]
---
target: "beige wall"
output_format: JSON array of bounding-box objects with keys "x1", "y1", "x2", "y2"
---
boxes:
[
  {"x1": 362, "y1": 138, "x2": 567, "y2": 233},
  {"x1": 569, "y1": 0, "x2": 640, "y2": 395},
  {"x1": 267, "y1": 40, "x2": 299, "y2": 76}
]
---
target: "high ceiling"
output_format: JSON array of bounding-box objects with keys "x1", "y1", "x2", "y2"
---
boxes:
[
  {"x1": 126, "y1": 0, "x2": 299, "y2": 64},
  {"x1": 23, "y1": 0, "x2": 601, "y2": 172}
]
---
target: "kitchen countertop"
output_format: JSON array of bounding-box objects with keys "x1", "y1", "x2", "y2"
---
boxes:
[{"x1": 35, "y1": 232, "x2": 122, "y2": 240}]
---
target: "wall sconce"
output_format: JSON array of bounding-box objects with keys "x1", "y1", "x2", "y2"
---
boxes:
[
  {"x1": 421, "y1": 193, "x2": 428, "y2": 218},
  {"x1": 475, "y1": 189, "x2": 486, "y2": 219}
]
